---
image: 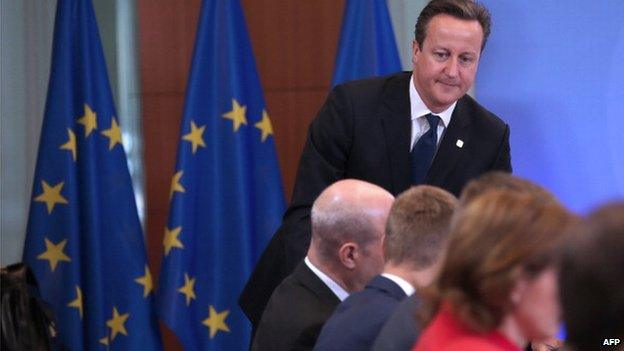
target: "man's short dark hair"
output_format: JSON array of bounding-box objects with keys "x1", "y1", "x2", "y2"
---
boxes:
[
  {"x1": 384, "y1": 185, "x2": 457, "y2": 269},
  {"x1": 560, "y1": 202, "x2": 624, "y2": 351},
  {"x1": 415, "y1": 0, "x2": 492, "y2": 51}
]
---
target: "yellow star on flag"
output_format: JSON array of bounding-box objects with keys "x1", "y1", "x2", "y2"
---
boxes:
[
  {"x1": 101, "y1": 117, "x2": 123, "y2": 150},
  {"x1": 77, "y1": 103, "x2": 97, "y2": 137},
  {"x1": 255, "y1": 110, "x2": 274, "y2": 142},
  {"x1": 170, "y1": 171, "x2": 185, "y2": 199},
  {"x1": 37, "y1": 237, "x2": 71, "y2": 272},
  {"x1": 60, "y1": 128, "x2": 77, "y2": 161},
  {"x1": 34, "y1": 180, "x2": 68, "y2": 214},
  {"x1": 182, "y1": 120, "x2": 207, "y2": 154},
  {"x1": 177, "y1": 273, "x2": 197, "y2": 306},
  {"x1": 99, "y1": 336, "x2": 109, "y2": 346},
  {"x1": 134, "y1": 265, "x2": 154, "y2": 298},
  {"x1": 68, "y1": 285, "x2": 83, "y2": 319},
  {"x1": 163, "y1": 226, "x2": 184, "y2": 256},
  {"x1": 222, "y1": 99, "x2": 247, "y2": 132},
  {"x1": 202, "y1": 305, "x2": 230, "y2": 339},
  {"x1": 106, "y1": 307, "x2": 129, "y2": 341}
]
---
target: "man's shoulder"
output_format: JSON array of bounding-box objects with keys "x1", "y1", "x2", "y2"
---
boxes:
[
  {"x1": 370, "y1": 295, "x2": 421, "y2": 351},
  {"x1": 332, "y1": 71, "x2": 411, "y2": 99},
  {"x1": 270, "y1": 263, "x2": 319, "y2": 299},
  {"x1": 315, "y1": 277, "x2": 405, "y2": 350},
  {"x1": 266, "y1": 262, "x2": 338, "y2": 312},
  {"x1": 457, "y1": 94, "x2": 508, "y2": 131},
  {"x1": 330, "y1": 275, "x2": 404, "y2": 320},
  {"x1": 257, "y1": 264, "x2": 338, "y2": 335}
]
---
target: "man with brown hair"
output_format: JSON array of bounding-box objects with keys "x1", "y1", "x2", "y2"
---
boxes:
[
  {"x1": 240, "y1": 0, "x2": 511, "y2": 329},
  {"x1": 314, "y1": 185, "x2": 457, "y2": 351}
]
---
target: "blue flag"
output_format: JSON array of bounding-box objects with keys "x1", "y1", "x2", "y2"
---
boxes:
[
  {"x1": 332, "y1": 0, "x2": 403, "y2": 87},
  {"x1": 156, "y1": 0, "x2": 285, "y2": 349},
  {"x1": 22, "y1": 0, "x2": 162, "y2": 350}
]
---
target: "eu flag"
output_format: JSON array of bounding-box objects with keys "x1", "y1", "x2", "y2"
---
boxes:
[
  {"x1": 156, "y1": 0, "x2": 285, "y2": 350},
  {"x1": 22, "y1": 0, "x2": 162, "y2": 350},
  {"x1": 332, "y1": 0, "x2": 403, "y2": 86}
]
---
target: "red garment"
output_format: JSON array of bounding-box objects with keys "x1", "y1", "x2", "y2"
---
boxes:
[{"x1": 413, "y1": 306, "x2": 522, "y2": 351}]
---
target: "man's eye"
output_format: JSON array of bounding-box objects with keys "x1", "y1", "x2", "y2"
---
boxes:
[
  {"x1": 433, "y1": 52, "x2": 448, "y2": 60},
  {"x1": 460, "y1": 56, "x2": 475, "y2": 65}
]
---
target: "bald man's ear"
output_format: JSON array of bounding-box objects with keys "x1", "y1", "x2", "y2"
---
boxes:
[{"x1": 338, "y1": 242, "x2": 359, "y2": 269}]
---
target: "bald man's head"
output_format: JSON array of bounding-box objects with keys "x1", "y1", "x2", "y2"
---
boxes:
[{"x1": 309, "y1": 179, "x2": 394, "y2": 291}]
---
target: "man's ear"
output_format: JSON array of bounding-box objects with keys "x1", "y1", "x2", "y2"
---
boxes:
[
  {"x1": 338, "y1": 242, "x2": 359, "y2": 269},
  {"x1": 412, "y1": 40, "x2": 422, "y2": 66}
]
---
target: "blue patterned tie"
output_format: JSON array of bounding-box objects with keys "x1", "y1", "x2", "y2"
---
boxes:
[{"x1": 411, "y1": 114, "x2": 440, "y2": 184}]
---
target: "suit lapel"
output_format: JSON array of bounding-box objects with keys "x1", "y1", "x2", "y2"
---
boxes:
[
  {"x1": 380, "y1": 72, "x2": 412, "y2": 194},
  {"x1": 295, "y1": 262, "x2": 341, "y2": 306},
  {"x1": 426, "y1": 95, "x2": 472, "y2": 186}
]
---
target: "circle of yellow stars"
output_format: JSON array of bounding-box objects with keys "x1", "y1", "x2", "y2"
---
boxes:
[
  {"x1": 32, "y1": 102, "x2": 159, "y2": 347},
  {"x1": 164, "y1": 99, "x2": 276, "y2": 340}
]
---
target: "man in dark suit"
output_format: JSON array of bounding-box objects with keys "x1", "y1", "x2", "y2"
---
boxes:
[
  {"x1": 314, "y1": 185, "x2": 457, "y2": 351},
  {"x1": 371, "y1": 294, "x2": 421, "y2": 351},
  {"x1": 252, "y1": 180, "x2": 394, "y2": 351},
  {"x1": 240, "y1": 0, "x2": 510, "y2": 329}
]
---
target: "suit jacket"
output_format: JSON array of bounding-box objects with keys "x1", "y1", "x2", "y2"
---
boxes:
[
  {"x1": 240, "y1": 72, "x2": 512, "y2": 329},
  {"x1": 251, "y1": 261, "x2": 340, "y2": 351},
  {"x1": 314, "y1": 275, "x2": 408, "y2": 351},
  {"x1": 371, "y1": 293, "x2": 421, "y2": 351}
]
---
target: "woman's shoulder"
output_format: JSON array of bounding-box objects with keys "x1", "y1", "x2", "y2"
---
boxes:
[{"x1": 442, "y1": 333, "x2": 520, "y2": 351}]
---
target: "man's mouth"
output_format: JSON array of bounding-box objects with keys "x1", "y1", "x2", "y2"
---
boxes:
[{"x1": 438, "y1": 80, "x2": 459, "y2": 87}]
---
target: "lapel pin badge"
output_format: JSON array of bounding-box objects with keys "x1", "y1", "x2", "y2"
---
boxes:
[{"x1": 456, "y1": 139, "x2": 464, "y2": 148}]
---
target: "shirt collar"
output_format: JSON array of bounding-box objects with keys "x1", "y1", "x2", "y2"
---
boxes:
[
  {"x1": 381, "y1": 273, "x2": 415, "y2": 296},
  {"x1": 409, "y1": 74, "x2": 455, "y2": 128},
  {"x1": 304, "y1": 256, "x2": 349, "y2": 301}
]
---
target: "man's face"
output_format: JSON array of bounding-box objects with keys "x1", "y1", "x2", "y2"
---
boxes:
[
  {"x1": 412, "y1": 14, "x2": 484, "y2": 113},
  {"x1": 356, "y1": 236, "x2": 385, "y2": 290},
  {"x1": 352, "y1": 215, "x2": 387, "y2": 291}
]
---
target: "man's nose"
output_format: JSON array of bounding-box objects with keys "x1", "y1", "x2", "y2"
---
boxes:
[{"x1": 444, "y1": 57, "x2": 459, "y2": 77}]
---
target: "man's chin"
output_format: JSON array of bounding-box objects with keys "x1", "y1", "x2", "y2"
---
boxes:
[{"x1": 431, "y1": 96, "x2": 459, "y2": 110}]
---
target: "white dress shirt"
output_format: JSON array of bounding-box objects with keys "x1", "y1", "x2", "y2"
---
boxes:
[
  {"x1": 409, "y1": 74, "x2": 457, "y2": 151},
  {"x1": 304, "y1": 256, "x2": 349, "y2": 301}
]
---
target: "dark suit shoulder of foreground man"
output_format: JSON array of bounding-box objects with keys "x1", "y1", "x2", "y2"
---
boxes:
[
  {"x1": 239, "y1": 0, "x2": 512, "y2": 331},
  {"x1": 251, "y1": 262, "x2": 339, "y2": 351}
]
